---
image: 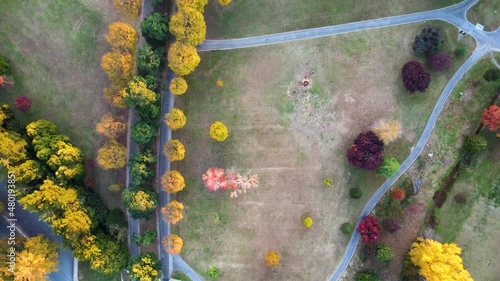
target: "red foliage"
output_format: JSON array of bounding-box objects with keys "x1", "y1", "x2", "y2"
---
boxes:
[
  {"x1": 402, "y1": 61, "x2": 431, "y2": 93},
  {"x1": 390, "y1": 188, "x2": 405, "y2": 201},
  {"x1": 357, "y1": 215, "x2": 381, "y2": 243},
  {"x1": 427, "y1": 53, "x2": 453, "y2": 71},
  {"x1": 346, "y1": 131, "x2": 384, "y2": 170},
  {"x1": 481, "y1": 105, "x2": 500, "y2": 131},
  {"x1": 14, "y1": 96, "x2": 32, "y2": 112},
  {"x1": 202, "y1": 167, "x2": 225, "y2": 191}
]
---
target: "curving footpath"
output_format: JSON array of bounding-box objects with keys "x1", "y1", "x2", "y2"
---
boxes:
[{"x1": 167, "y1": 0, "x2": 500, "y2": 280}]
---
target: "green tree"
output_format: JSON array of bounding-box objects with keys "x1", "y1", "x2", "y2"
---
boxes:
[
  {"x1": 464, "y1": 135, "x2": 487, "y2": 154},
  {"x1": 375, "y1": 156, "x2": 400, "y2": 178},
  {"x1": 131, "y1": 122, "x2": 158, "y2": 145},
  {"x1": 132, "y1": 229, "x2": 157, "y2": 246},
  {"x1": 375, "y1": 244, "x2": 393, "y2": 262},
  {"x1": 122, "y1": 188, "x2": 159, "y2": 219},
  {"x1": 129, "y1": 148, "x2": 157, "y2": 185},
  {"x1": 123, "y1": 76, "x2": 157, "y2": 109},
  {"x1": 136, "y1": 44, "x2": 162, "y2": 76},
  {"x1": 90, "y1": 233, "x2": 129, "y2": 274},
  {"x1": 141, "y1": 12, "x2": 170, "y2": 46}
]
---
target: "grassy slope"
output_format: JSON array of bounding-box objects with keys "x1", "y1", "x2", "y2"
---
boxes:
[
  {"x1": 204, "y1": 0, "x2": 460, "y2": 38},
  {"x1": 467, "y1": 0, "x2": 500, "y2": 31}
]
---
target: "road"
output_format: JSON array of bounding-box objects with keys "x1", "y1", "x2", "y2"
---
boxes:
[{"x1": 0, "y1": 181, "x2": 74, "y2": 281}]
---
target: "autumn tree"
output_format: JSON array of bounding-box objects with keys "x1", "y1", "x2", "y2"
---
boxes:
[
  {"x1": 129, "y1": 148, "x2": 157, "y2": 185},
  {"x1": 428, "y1": 53, "x2": 453, "y2": 71},
  {"x1": 202, "y1": 167, "x2": 259, "y2": 198},
  {"x1": 346, "y1": 131, "x2": 384, "y2": 170},
  {"x1": 106, "y1": 22, "x2": 138, "y2": 53},
  {"x1": 409, "y1": 237, "x2": 473, "y2": 281},
  {"x1": 177, "y1": 0, "x2": 208, "y2": 12},
  {"x1": 97, "y1": 140, "x2": 128, "y2": 169},
  {"x1": 122, "y1": 76, "x2": 157, "y2": 108},
  {"x1": 218, "y1": 0, "x2": 232, "y2": 5},
  {"x1": 265, "y1": 250, "x2": 280, "y2": 268},
  {"x1": 412, "y1": 26, "x2": 444, "y2": 55},
  {"x1": 26, "y1": 119, "x2": 57, "y2": 138},
  {"x1": 11, "y1": 159, "x2": 44, "y2": 184},
  {"x1": 390, "y1": 188, "x2": 405, "y2": 201},
  {"x1": 112, "y1": 0, "x2": 141, "y2": 20},
  {"x1": 163, "y1": 139, "x2": 185, "y2": 161},
  {"x1": 136, "y1": 44, "x2": 162, "y2": 76},
  {"x1": 169, "y1": 76, "x2": 188, "y2": 95},
  {"x1": 141, "y1": 12, "x2": 170, "y2": 46},
  {"x1": 161, "y1": 200, "x2": 184, "y2": 224},
  {"x1": 46, "y1": 141, "x2": 85, "y2": 183},
  {"x1": 0, "y1": 128, "x2": 27, "y2": 170},
  {"x1": 357, "y1": 215, "x2": 381, "y2": 243},
  {"x1": 375, "y1": 156, "x2": 400, "y2": 178},
  {"x1": 371, "y1": 119, "x2": 402, "y2": 144},
  {"x1": 96, "y1": 113, "x2": 127, "y2": 139},
  {"x1": 89, "y1": 234, "x2": 129, "y2": 274},
  {"x1": 122, "y1": 188, "x2": 159, "y2": 219},
  {"x1": 7, "y1": 235, "x2": 57, "y2": 281},
  {"x1": 131, "y1": 122, "x2": 158, "y2": 145},
  {"x1": 163, "y1": 234, "x2": 183, "y2": 254},
  {"x1": 167, "y1": 41, "x2": 201, "y2": 76},
  {"x1": 402, "y1": 60, "x2": 431, "y2": 93},
  {"x1": 101, "y1": 50, "x2": 135, "y2": 85},
  {"x1": 129, "y1": 252, "x2": 161, "y2": 281},
  {"x1": 169, "y1": 7, "x2": 206, "y2": 46},
  {"x1": 165, "y1": 108, "x2": 187, "y2": 130},
  {"x1": 210, "y1": 121, "x2": 229, "y2": 142},
  {"x1": 14, "y1": 96, "x2": 32, "y2": 112},
  {"x1": 161, "y1": 170, "x2": 186, "y2": 193},
  {"x1": 104, "y1": 83, "x2": 128, "y2": 108},
  {"x1": 481, "y1": 105, "x2": 500, "y2": 132}
]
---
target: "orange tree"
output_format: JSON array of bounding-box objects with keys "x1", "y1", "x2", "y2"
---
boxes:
[
  {"x1": 163, "y1": 234, "x2": 183, "y2": 254},
  {"x1": 105, "y1": 22, "x2": 138, "y2": 53},
  {"x1": 163, "y1": 139, "x2": 185, "y2": 161},
  {"x1": 101, "y1": 50, "x2": 135, "y2": 86},
  {"x1": 265, "y1": 250, "x2": 280, "y2": 267},
  {"x1": 161, "y1": 170, "x2": 185, "y2": 193},
  {"x1": 161, "y1": 200, "x2": 184, "y2": 224},
  {"x1": 112, "y1": 0, "x2": 141, "y2": 20}
]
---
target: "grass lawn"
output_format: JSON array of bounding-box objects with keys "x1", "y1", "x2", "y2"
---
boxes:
[
  {"x1": 0, "y1": 0, "x2": 123, "y2": 208},
  {"x1": 467, "y1": 0, "x2": 500, "y2": 31},
  {"x1": 204, "y1": 0, "x2": 460, "y2": 38},
  {"x1": 172, "y1": 21, "x2": 473, "y2": 281}
]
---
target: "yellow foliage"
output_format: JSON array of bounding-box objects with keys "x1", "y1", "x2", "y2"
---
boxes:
[
  {"x1": 409, "y1": 237, "x2": 473, "y2": 281},
  {"x1": 0, "y1": 129, "x2": 27, "y2": 169},
  {"x1": 161, "y1": 170, "x2": 185, "y2": 193},
  {"x1": 11, "y1": 160, "x2": 43, "y2": 184},
  {"x1": 163, "y1": 139, "x2": 185, "y2": 161},
  {"x1": 216, "y1": 79, "x2": 223, "y2": 87},
  {"x1": 131, "y1": 190, "x2": 156, "y2": 211},
  {"x1": 372, "y1": 119, "x2": 402, "y2": 144},
  {"x1": 101, "y1": 51, "x2": 135, "y2": 85},
  {"x1": 303, "y1": 217, "x2": 313, "y2": 228},
  {"x1": 177, "y1": 0, "x2": 208, "y2": 12},
  {"x1": 169, "y1": 77, "x2": 188, "y2": 95},
  {"x1": 167, "y1": 42, "x2": 201, "y2": 76},
  {"x1": 52, "y1": 209, "x2": 92, "y2": 240},
  {"x1": 170, "y1": 7, "x2": 206, "y2": 46},
  {"x1": 97, "y1": 140, "x2": 128, "y2": 169},
  {"x1": 112, "y1": 0, "x2": 141, "y2": 20},
  {"x1": 96, "y1": 113, "x2": 127, "y2": 139},
  {"x1": 210, "y1": 121, "x2": 229, "y2": 142},
  {"x1": 104, "y1": 84, "x2": 128, "y2": 108},
  {"x1": 218, "y1": 0, "x2": 232, "y2": 5},
  {"x1": 131, "y1": 256, "x2": 160, "y2": 281},
  {"x1": 106, "y1": 22, "x2": 138, "y2": 53},
  {"x1": 163, "y1": 234, "x2": 183, "y2": 254},
  {"x1": 165, "y1": 108, "x2": 187, "y2": 130},
  {"x1": 47, "y1": 141, "x2": 85, "y2": 182},
  {"x1": 15, "y1": 235, "x2": 58, "y2": 281},
  {"x1": 122, "y1": 76, "x2": 157, "y2": 107},
  {"x1": 265, "y1": 250, "x2": 280, "y2": 268},
  {"x1": 161, "y1": 200, "x2": 184, "y2": 224}
]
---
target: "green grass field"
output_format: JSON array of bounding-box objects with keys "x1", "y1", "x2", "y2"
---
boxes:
[
  {"x1": 467, "y1": 0, "x2": 500, "y2": 31},
  {"x1": 204, "y1": 0, "x2": 460, "y2": 38}
]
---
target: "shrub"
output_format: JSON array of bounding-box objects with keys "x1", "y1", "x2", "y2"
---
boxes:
[
  {"x1": 132, "y1": 229, "x2": 157, "y2": 246},
  {"x1": 350, "y1": 188, "x2": 363, "y2": 199},
  {"x1": 216, "y1": 79, "x2": 223, "y2": 87},
  {"x1": 303, "y1": 217, "x2": 313, "y2": 228},
  {"x1": 340, "y1": 222, "x2": 354, "y2": 234},
  {"x1": 382, "y1": 217, "x2": 402, "y2": 233},
  {"x1": 131, "y1": 122, "x2": 158, "y2": 145},
  {"x1": 455, "y1": 46, "x2": 467, "y2": 58},
  {"x1": 355, "y1": 271, "x2": 380, "y2": 281},
  {"x1": 169, "y1": 7, "x2": 206, "y2": 46},
  {"x1": 165, "y1": 108, "x2": 187, "y2": 130},
  {"x1": 136, "y1": 44, "x2": 162, "y2": 76},
  {"x1": 428, "y1": 53, "x2": 453, "y2": 71},
  {"x1": 375, "y1": 156, "x2": 400, "y2": 178},
  {"x1": 169, "y1": 77, "x2": 188, "y2": 95},
  {"x1": 163, "y1": 234, "x2": 183, "y2": 254},
  {"x1": 357, "y1": 215, "x2": 381, "y2": 243},
  {"x1": 207, "y1": 267, "x2": 220, "y2": 278},
  {"x1": 375, "y1": 244, "x2": 394, "y2": 262},
  {"x1": 167, "y1": 42, "x2": 201, "y2": 76},
  {"x1": 402, "y1": 60, "x2": 431, "y2": 93},
  {"x1": 14, "y1": 96, "x2": 32, "y2": 112},
  {"x1": 264, "y1": 250, "x2": 280, "y2": 268},
  {"x1": 141, "y1": 12, "x2": 170, "y2": 46},
  {"x1": 218, "y1": 0, "x2": 231, "y2": 5},
  {"x1": 121, "y1": 188, "x2": 159, "y2": 219},
  {"x1": 161, "y1": 170, "x2": 185, "y2": 193},
  {"x1": 454, "y1": 192, "x2": 467, "y2": 204},
  {"x1": 108, "y1": 184, "x2": 123, "y2": 192},
  {"x1": 210, "y1": 121, "x2": 229, "y2": 142},
  {"x1": 390, "y1": 188, "x2": 405, "y2": 201},
  {"x1": 323, "y1": 178, "x2": 333, "y2": 186},
  {"x1": 346, "y1": 130, "x2": 384, "y2": 170},
  {"x1": 483, "y1": 69, "x2": 500, "y2": 82},
  {"x1": 112, "y1": 0, "x2": 141, "y2": 20},
  {"x1": 464, "y1": 135, "x2": 487, "y2": 154},
  {"x1": 105, "y1": 22, "x2": 138, "y2": 53},
  {"x1": 163, "y1": 139, "x2": 185, "y2": 161},
  {"x1": 0, "y1": 55, "x2": 11, "y2": 75},
  {"x1": 371, "y1": 119, "x2": 402, "y2": 144},
  {"x1": 412, "y1": 26, "x2": 444, "y2": 55},
  {"x1": 128, "y1": 253, "x2": 161, "y2": 281}
]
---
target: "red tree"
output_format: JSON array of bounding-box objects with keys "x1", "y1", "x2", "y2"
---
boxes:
[
  {"x1": 402, "y1": 61, "x2": 431, "y2": 93},
  {"x1": 427, "y1": 53, "x2": 452, "y2": 71},
  {"x1": 481, "y1": 105, "x2": 500, "y2": 131},
  {"x1": 390, "y1": 188, "x2": 405, "y2": 201},
  {"x1": 14, "y1": 96, "x2": 32, "y2": 112},
  {"x1": 346, "y1": 131, "x2": 384, "y2": 170},
  {"x1": 357, "y1": 215, "x2": 381, "y2": 243}
]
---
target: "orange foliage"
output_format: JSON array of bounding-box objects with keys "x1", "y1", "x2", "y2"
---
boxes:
[
  {"x1": 265, "y1": 250, "x2": 280, "y2": 268},
  {"x1": 216, "y1": 80, "x2": 223, "y2": 87},
  {"x1": 106, "y1": 22, "x2": 138, "y2": 53},
  {"x1": 0, "y1": 75, "x2": 14, "y2": 88},
  {"x1": 103, "y1": 84, "x2": 128, "y2": 108},
  {"x1": 163, "y1": 139, "x2": 185, "y2": 161},
  {"x1": 481, "y1": 105, "x2": 500, "y2": 131},
  {"x1": 96, "y1": 113, "x2": 127, "y2": 139},
  {"x1": 161, "y1": 200, "x2": 184, "y2": 224},
  {"x1": 163, "y1": 234, "x2": 183, "y2": 254},
  {"x1": 161, "y1": 170, "x2": 185, "y2": 193},
  {"x1": 112, "y1": 0, "x2": 141, "y2": 20},
  {"x1": 101, "y1": 51, "x2": 135, "y2": 85},
  {"x1": 390, "y1": 188, "x2": 405, "y2": 201}
]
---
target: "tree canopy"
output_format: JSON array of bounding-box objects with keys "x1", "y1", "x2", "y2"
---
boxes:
[
  {"x1": 106, "y1": 22, "x2": 138, "y2": 53},
  {"x1": 141, "y1": 12, "x2": 170, "y2": 46},
  {"x1": 167, "y1": 42, "x2": 201, "y2": 76},
  {"x1": 346, "y1": 131, "x2": 384, "y2": 170},
  {"x1": 402, "y1": 60, "x2": 431, "y2": 93},
  {"x1": 169, "y1": 7, "x2": 206, "y2": 46}
]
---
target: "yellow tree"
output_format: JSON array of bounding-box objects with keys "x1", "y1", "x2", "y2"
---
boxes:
[
  {"x1": 47, "y1": 141, "x2": 85, "y2": 182},
  {"x1": 112, "y1": 0, "x2": 141, "y2": 20},
  {"x1": 14, "y1": 235, "x2": 58, "y2": 281},
  {"x1": 218, "y1": 0, "x2": 232, "y2": 5},
  {"x1": 104, "y1": 83, "x2": 128, "y2": 108},
  {"x1": 210, "y1": 121, "x2": 229, "y2": 142},
  {"x1": 163, "y1": 139, "x2": 185, "y2": 161},
  {"x1": 11, "y1": 160, "x2": 44, "y2": 184},
  {"x1": 25, "y1": 119, "x2": 57, "y2": 138},
  {"x1": 129, "y1": 253, "x2": 161, "y2": 281},
  {"x1": 101, "y1": 50, "x2": 135, "y2": 85},
  {"x1": 409, "y1": 237, "x2": 473, "y2": 281},
  {"x1": 167, "y1": 42, "x2": 201, "y2": 76},
  {"x1": 0, "y1": 129, "x2": 27, "y2": 170},
  {"x1": 96, "y1": 113, "x2": 127, "y2": 139},
  {"x1": 161, "y1": 200, "x2": 184, "y2": 224},
  {"x1": 163, "y1": 234, "x2": 183, "y2": 254},
  {"x1": 106, "y1": 22, "x2": 138, "y2": 53},
  {"x1": 372, "y1": 119, "x2": 402, "y2": 144},
  {"x1": 161, "y1": 170, "x2": 185, "y2": 193},
  {"x1": 122, "y1": 76, "x2": 157, "y2": 108},
  {"x1": 52, "y1": 209, "x2": 92, "y2": 241},
  {"x1": 97, "y1": 140, "x2": 128, "y2": 169},
  {"x1": 265, "y1": 250, "x2": 281, "y2": 268},
  {"x1": 165, "y1": 108, "x2": 187, "y2": 130},
  {"x1": 169, "y1": 77, "x2": 188, "y2": 95},
  {"x1": 169, "y1": 7, "x2": 206, "y2": 46},
  {"x1": 177, "y1": 0, "x2": 208, "y2": 12}
]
